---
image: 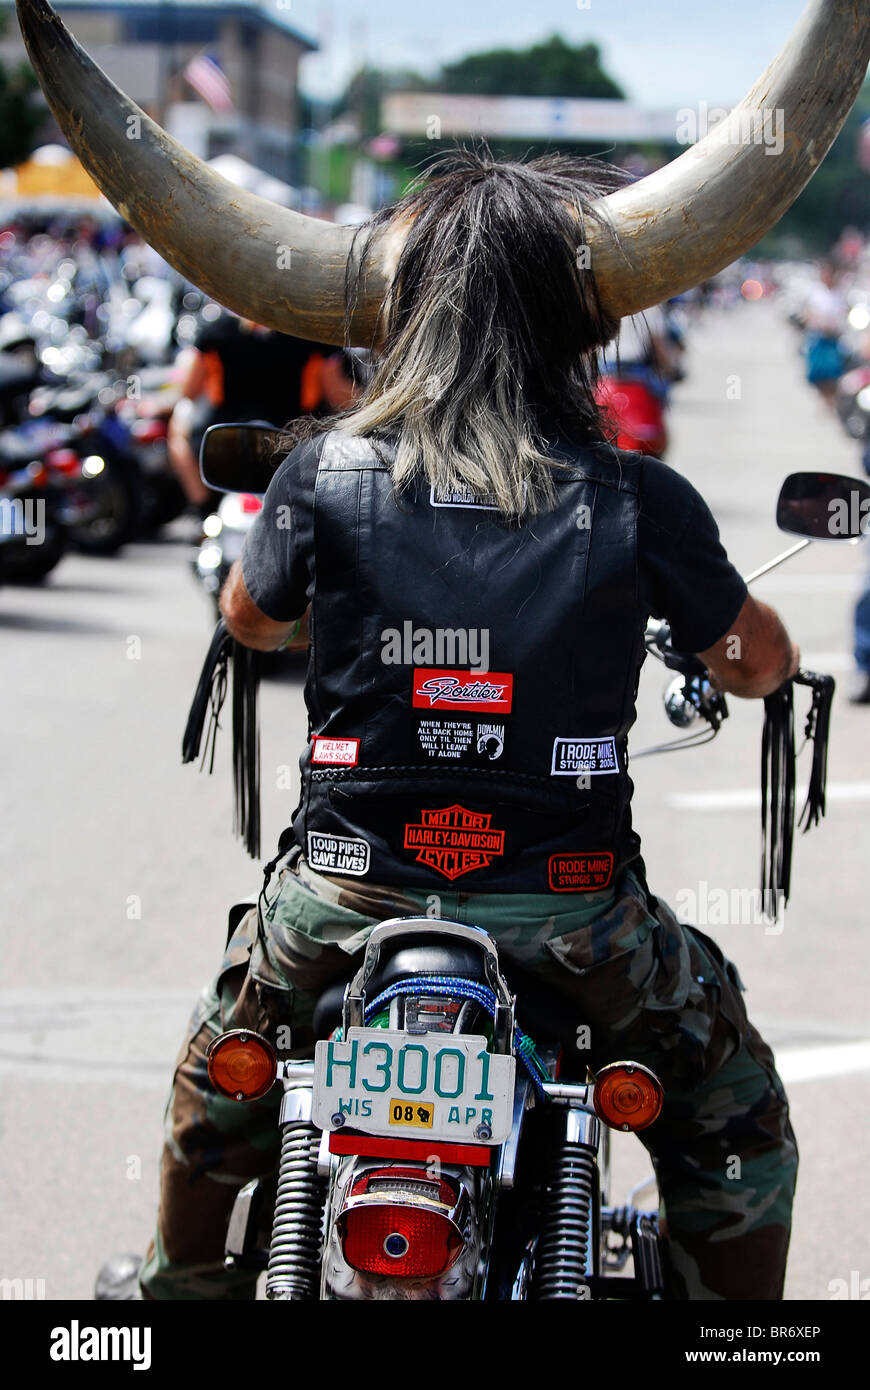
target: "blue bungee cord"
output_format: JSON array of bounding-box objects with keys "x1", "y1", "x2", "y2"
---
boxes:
[{"x1": 332, "y1": 974, "x2": 551, "y2": 1099}]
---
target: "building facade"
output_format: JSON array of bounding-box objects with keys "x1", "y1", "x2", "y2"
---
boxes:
[{"x1": 0, "y1": 1, "x2": 317, "y2": 182}]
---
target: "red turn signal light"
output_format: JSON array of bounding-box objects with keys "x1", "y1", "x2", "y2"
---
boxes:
[
  {"x1": 592, "y1": 1061, "x2": 663, "y2": 1132},
  {"x1": 206, "y1": 1029, "x2": 277, "y2": 1101}
]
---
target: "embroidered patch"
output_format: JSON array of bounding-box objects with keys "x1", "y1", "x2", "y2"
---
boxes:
[
  {"x1": 414, "y1": 717, "x2": 507, "y2": 764},
  {"x1": 311, "y1": 736, "x2": 360, "y2": 767},
  {"x1": 550, "y1": 736, "x2": 619, "y2": 776},
  {"x1": 404, "y1": 805, "x2": 505, "y2": 880},
  {"x1": 307, "y1": 832, "x2": 370, "y2": 876},
  {"x1": 548, "y1": 852, "x2": 614, "y2": 892},
  {"x1": 412, "y1": 668, "x2": 513, "y2": 713},
  {"x1": 429, "y1": 482, "x2": 499, "y2": 510}
]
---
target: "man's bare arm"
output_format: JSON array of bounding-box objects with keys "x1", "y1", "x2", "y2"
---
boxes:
[
  {"x1": 697, "y1": 593, "x2": 799, "y2": 699},
  {"x1": 220, "y1": 560, "x2": 303, "y2": 651}
]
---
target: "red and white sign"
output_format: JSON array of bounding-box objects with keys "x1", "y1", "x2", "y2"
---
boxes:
[
  {"x1": 412, "y1": 669, "x2": 513, "y2": 713},
  {"x1": 311, "y1": 737, "x2": 360, "y2": 766}
]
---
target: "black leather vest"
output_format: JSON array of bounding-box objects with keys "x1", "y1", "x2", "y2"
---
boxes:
[{"x1": 291, "y1": 432, "x2": 648, "y2": 894}]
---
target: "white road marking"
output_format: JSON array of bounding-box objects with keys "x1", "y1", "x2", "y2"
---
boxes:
[
  {"x1": 775, "y1": 1040, "x2": 870, "y2": 1084},
  {"x1": 752, "y1": 573, "x2": 863, "y2": 594},
  {"x1": 667, "y1": 782, "x2": 870, "y2": 811},
  {"x1": 799, "y1": 651, "x2": 854, "y2": 673},
  {"x1": 0, "y1": 991, "x2": 868, "y2": 1087}
]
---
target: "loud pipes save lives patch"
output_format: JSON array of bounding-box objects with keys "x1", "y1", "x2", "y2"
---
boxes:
[
  {"x1": 307, "y1": 832, "x2": 370, "y2": 876},
  {"x1": 548, "y1": 852, "x2": 614, "y2": 892},
  {"x1": 404, "y1": 805, "x2": 506, "y2": 881}
]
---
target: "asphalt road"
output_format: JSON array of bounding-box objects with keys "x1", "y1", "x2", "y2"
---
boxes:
[{"x1": 1, "y1": 295, "x2": 868, "y2": 1303}]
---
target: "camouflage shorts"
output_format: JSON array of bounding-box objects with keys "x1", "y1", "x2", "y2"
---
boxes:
[{"x1": 139, "y1": 851, "x2": 797, "y2": 1300}]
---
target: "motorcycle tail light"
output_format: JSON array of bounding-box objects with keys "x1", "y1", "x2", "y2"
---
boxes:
[
  {"x1": 340, "y1": 1199, "x2": 464, "y2": 1279},
  {"x1": 593, "y1": 1061, "x2": 663, "y2": 1132},
  {"x1": 239, "y1": 493, "x2": 262, "y2": 514},
  {"x1": 206, "y1": 1030, "x2": 277, "y2": 1101},
  {"x1": 131, "y1": 419, "x2": 166, "y2": 443},
  {"x1": 45, "y1": 448, "x2": 81, "y2": 476}
]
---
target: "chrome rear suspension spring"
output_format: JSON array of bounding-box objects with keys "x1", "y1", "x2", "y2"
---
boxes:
[
  {"x1": 265, "y1": 1105, "x2": 327, "y2": 1300},
  {"x1": 535, "y1": 1138, "x2": 597, "y2": 1300}
]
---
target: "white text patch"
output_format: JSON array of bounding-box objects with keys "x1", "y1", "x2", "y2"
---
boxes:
[
  {"x1": 551, "y1": 736, "x2": 619, "y2": 776},
  {"x1": 307, "y1": 832, "x2": 370, "y2": 876}
]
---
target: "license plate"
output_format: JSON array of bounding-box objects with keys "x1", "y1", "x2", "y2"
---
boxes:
[{"x1": 312, "y1": 1029, "x2": 515, "y2": 1144}]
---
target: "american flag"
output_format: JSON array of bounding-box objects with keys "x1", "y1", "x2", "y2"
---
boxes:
[{"x1": 183, "y1": 51, "x2": 234, "y2": 113}]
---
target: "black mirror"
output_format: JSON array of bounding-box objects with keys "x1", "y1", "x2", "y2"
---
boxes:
[
  {"x1": 199, "y1": 423, "x2": 283, "y2": 494},
  {"x1": 776, "y1": 471, "x2": 870, "y2": 540}
]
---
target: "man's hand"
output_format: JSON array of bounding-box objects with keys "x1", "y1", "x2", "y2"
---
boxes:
[
  {"x1": 219, "y1": 561, "x2": 303, "y2": 651},
  {"x1": 697, "y1": 594, "x2": 799, "y2": 699}
]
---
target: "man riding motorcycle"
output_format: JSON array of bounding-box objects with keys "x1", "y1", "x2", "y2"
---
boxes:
[
  {"x1": 19, "y1": 0, "x2": 869, "y2": 1308},
  {"x1": 102, "y1": 152, "x2": 798, "y2": 1302}
]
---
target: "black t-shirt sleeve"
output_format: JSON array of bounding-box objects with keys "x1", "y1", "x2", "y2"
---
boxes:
[
  {"x1": 193, "y1": 318, "x2": 232, "y2": 354},
  {"x1": 637, "y1": 458, "x2": 748, "y2": 653},
  {"x1": 239, "y1": 436, "x2": 321, "y2": 622}
]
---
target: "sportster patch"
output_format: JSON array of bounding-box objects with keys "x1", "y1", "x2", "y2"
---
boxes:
[
  {"x1": 404, "y1": 805, "x2": 505, "y2": 880},
  {"x1": 413, "y1": 668, "x2": 513, "y2": 713},
  {"x1": 551, "y1": 736, "x2": 618, "y2": 776},
  {"x1": 311, "y1": 736, "x2": 360, "y2": 766},
  {"x1": 307, "y1": 832, "x2": 370, "y2": 876},
  {"x1": 548, "y1": 852, "x2": 614, "y2": 892}
]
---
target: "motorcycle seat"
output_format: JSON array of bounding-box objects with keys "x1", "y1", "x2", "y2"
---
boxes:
[
  {"x1": 311, "y1": 931, "x2": 584, "y2": 1066},
  {"x1": 312, "y1": 932, "x2": 489, "y2": 1040}
]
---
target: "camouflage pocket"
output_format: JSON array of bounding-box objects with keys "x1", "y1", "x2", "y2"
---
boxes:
[
  {"x1": 640, "y1": 922, "x2": 749, "y2": 1091},
  {"x1": 537, "y1": 884, "x2": 751, "y2": 1090},
  {"x1": 539, "y1": 892, "x2": 661, "y2": 1062}
]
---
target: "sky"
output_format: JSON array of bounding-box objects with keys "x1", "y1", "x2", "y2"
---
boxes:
[{"x1": 285, "y1": 0, "x2": 813, "y2": 109}]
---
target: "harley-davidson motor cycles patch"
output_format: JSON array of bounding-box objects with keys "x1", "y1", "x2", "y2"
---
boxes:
[{"x1": 403, "y1": 804, "x2": 506, "y2": 880}]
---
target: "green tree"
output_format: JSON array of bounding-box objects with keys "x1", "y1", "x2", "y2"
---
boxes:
[
  {"x1": 439, "y1": 34, "x2": 624, "y2": 100},
  {"x1": 0, "y1": 10, "x2": 42, "y2": 167},
  {"x1": 764, "y1": 80, "x2": 870, "y2": 253},
  {"x1": 334, "y1": 66, "x2": 430, "y2": 141}
]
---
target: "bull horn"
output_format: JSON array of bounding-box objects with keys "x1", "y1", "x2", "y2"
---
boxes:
[
  {"x1": 590, "y1": 0, "x2": 870, "y2": 317},
  {"x1": 15, "y1": 0, "x2": 387, "y2": 345},
  {"x1": 15, "y1": 0, "x2": 870, "y2": 338}
]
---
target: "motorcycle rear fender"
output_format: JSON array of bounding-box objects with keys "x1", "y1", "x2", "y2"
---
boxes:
[{"x1": 320, "y1": 1152, "x2": 489, "y2": 1301}]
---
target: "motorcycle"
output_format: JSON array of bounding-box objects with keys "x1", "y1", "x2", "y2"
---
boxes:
[
  {"x1": 23, "y1": 366, "x2": 185, "y2": 554},
  {"x1": 0, "y1": 439, "x2": 67, "y2": 583},
  {"x1": 595, "y1": 373, "x2": 668, "y2": 458},
  {"x1": 194, "y1": 486, "x2": 264, "y2": 617},
  {"x1": 187, "y1": 438, "x2": 863, "y2": 1299},
  {"x1": 834, "y1": 364, "x2": 870, "y2": 446}
]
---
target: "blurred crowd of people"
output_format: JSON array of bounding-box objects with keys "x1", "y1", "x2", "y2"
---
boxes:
[{"x1": 779, "y1": 230, "x2": 870, "y2": 702}]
